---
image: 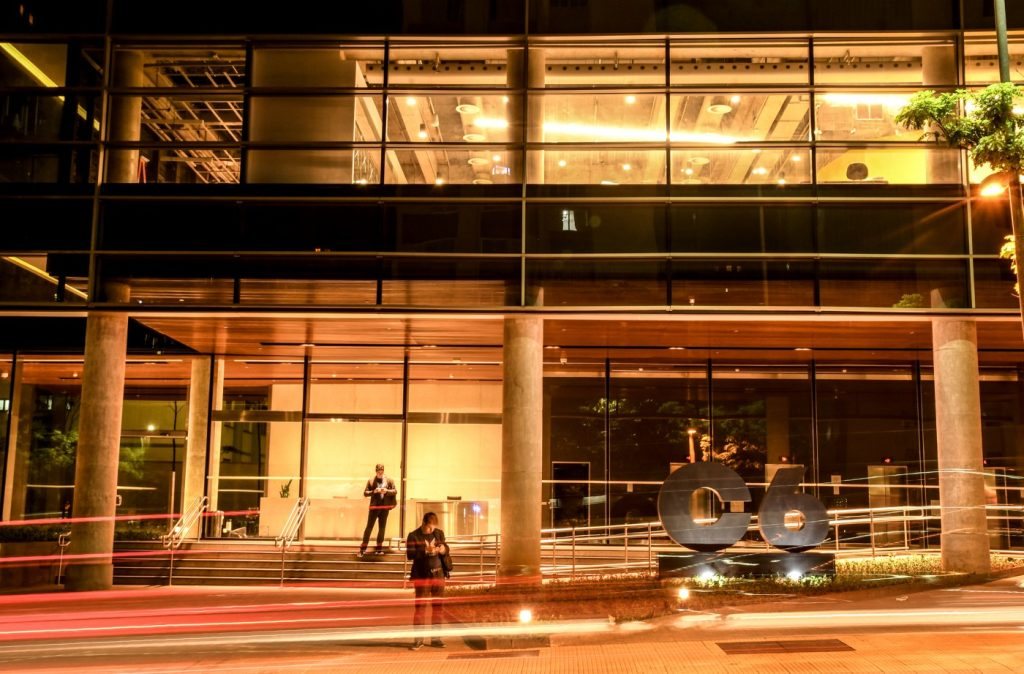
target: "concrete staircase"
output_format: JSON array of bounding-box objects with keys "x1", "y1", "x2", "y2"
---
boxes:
[{"x1": 113, "y1": 541, "x2": 499, "y2": 587}]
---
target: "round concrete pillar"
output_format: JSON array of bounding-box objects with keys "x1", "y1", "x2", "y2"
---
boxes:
[
  {"x1": 180, "y1": 358, "x2": 212, "y2": 538},
  {"x1": 106, "y1": 51, "x2": 143, "y2": 184},
  {"x1": 65, "y1": 282, "x2": 131, "y2": 591},
  {"x1": 499, "y1": 316, "x2": 543, "y2": 582},
  {"x1": 932, "y1": 318, "x2": 990, "y2": 574}
]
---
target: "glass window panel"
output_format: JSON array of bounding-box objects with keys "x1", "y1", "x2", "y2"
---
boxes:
[
  {"x1": 1, "y1": 43, "x2": 70, "y2": 86},
  {"x1": 10, "y1": 356, "x2": 83, "y2": 519},
  {"x1": 965, "y1": 38, "x2": 1024, "y2": 85},
  {"x1": 671, "y1": 93, "x2": 809, "y2": 142},
  {"x1": 381, "y1": 257, "x2": 519, "y2": 307},
  {"x1": 526, "y1": 259, "x2": 666, "y2": 306},
  {"x1": 540, "y1": 43, "x2": 666, "y2": 88},
  {"x1": 818, "y1": 259, "x2": 969, "y2": 309},
  {"x1": 607, "y1": 363, "x2": 709, "y2": 526},
  {"x1": 0, "y1": 199, "x2": 91, "y2": 251},
  {"x1": 973, "y1": 259, "x2": 1019, "y2": 309},
  {"x1": 309, "y1": 358, "x2": 404, "y2": 414},
  {"x1": 240, "y1": 279, "x2": 378, "y2": 306},
  {"x1": 123, "y1": 93, "x2": 245, "y2": 143},
  {"x1": 814, "y1": 93, "x2": 920, "y2": 142},
  {"x1": 0, "y1": 145, "x2": 96, "y2": 183},
  {"x1": 673, "y1": 259, "x2": 816, "y2": 307},
  {"x1": 537, "y1": 93, "x2": 665, "y2": 143},
  {"x1": 671, "y1": 148, "x2": 810, "y2": 185},
  {"x1": 813, "y1": 40, "x2": 957, "y2": 86},
  {"x1": 530, "y1": 149, "x2": 665, "y2": 185},
  {"x1": 128, "y1": 146, "x2": 240, "y2": 184},
  {"x1": 527, "y1": 203, "x2": 666, "y2": 253},
  {"x1": 817, "y1": 203, "x2": 967, "y2": 255},
  {"x1": 251, "y1": 47, "x2": 384, "y2": 88},
  {"x1": 246, "y1": 149, "x2": 379, "y2": 184},
  {"x1": 670, "y1": 204, "x2": 815, "y2": 253},
  {"x1": 671, "y1": 40, "x2": 809, "y2": 85},
  {"x1": 971, "y1": 195, "x2": 1013, "y2": 255},
  {"x1": 388, "y1": 203, "x2": 521, "y2": 254},
  {"x1": 386, "y1": 94, "x2": 518, "y2": 143},
  {"x1": 816, "y1": 147, "x2": 961, "y2": 185},
  {"x1": 249, "y1": 95, "x2": 382, "y2": 142},
  {"x1": 407, "y1": 352, "x2": 503, "y2": 536},
  {"x1": 710, "y1": 364, "x2": 813, "y2": 515},
  {"x1": 116, "y1": 46, "x2": 245, "y2": 89},
  {"x1": 816, "y1": 365, "x2": 924, "y2": 544},
  {"x1": 0, "y1": 356, "x2": 9, "y2": 511},
  {"x1": 387, "y1": 46, "x2": 514, "y2": 88},
  {"x1": 0, "y1": 92, "x2": 101, "y2": 141},
  {"x1": 385, "y1": 147, "x2": 520, "y2": 185},
  {"x1": 545, "y1": 364, "x2": 608, "y2": 529}
]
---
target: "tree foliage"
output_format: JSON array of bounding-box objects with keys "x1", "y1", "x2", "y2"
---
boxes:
[{"x1": 895, "y1": 83, "x2": 1024, "y2": 174}]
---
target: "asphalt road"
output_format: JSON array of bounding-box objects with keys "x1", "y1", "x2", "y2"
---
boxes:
[{"x1": 1, "y1": 575, "x2": 1022, "y2": 673}]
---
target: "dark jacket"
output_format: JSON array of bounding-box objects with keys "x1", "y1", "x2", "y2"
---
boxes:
[
  {"x1": 363, "y1": 475, "x2": 397, "y2": 509},
  {"x1": 406, "y1": 526, "x2": 448, "y2": 580}
]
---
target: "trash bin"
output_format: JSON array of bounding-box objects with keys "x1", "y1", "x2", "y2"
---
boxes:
[{"x1": 206, "y1": 510, "x2": 224, "y2": 538}]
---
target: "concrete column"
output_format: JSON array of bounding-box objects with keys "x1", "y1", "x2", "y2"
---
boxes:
[
  {"x1": 508, "y1": 48, "x2": 545, "y2": 184},
  {"x1": 247, "y1": 50, "x2": 366, "y2": 183},
  {"x1": 205, "y1": 359, "x2": 225, "y2": 513},
  {"x1": 932, "y1": 318, "x2": 990, "y2": 574},
  {"x1": 65, "y1": 281, "x2": 131, "y2": 591},
  {"x1": 106, "y1": 51, "x2": 143, "y2": 184},
  {"x1": 499, "y1": 316, "x2": 543, "y2": 582},
  {"x1": 181, "y1": 358, "x2": 212, "y2": 537}
]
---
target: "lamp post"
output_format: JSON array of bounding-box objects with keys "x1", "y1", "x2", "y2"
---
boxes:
[
  {"x1": 993, "y1": 0, "x2": 1024, "y2": 339},
  {"x1": 687, "y1": 428, "x2": 697, "y2": 464}
]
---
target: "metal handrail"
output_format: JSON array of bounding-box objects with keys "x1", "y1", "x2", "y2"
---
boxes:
[
  {"x1": 56, "y1": 530, "x2": 71, "y2": 584},
  {"x1": 162, "y1": 495, "x2": 208, "y2": 587},
  {"x1": 275, "y1": 497, "x2": 310, "y2": 586},
  {"x1": 162, "y1": 495, "x2": 209, "y2": 550}
]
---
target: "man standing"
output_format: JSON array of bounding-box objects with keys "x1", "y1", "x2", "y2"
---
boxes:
[
  {"x1": 406, "y1": 511, "x2": 448, "y2": 650},
  {"x1": 358, "y1": 463, "x2": 396, "y2": 557}
]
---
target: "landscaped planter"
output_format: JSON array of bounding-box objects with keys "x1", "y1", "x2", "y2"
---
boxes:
[{"x1": 0, "y1": 541, "x2": 61, "y2": 589}]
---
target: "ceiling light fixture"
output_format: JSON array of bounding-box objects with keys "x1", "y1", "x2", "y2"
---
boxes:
[
  {"x1": 405, "y1": 96, "x2": 417, "y2": 107},
  {"x1": 624, "y1": 94, "x2": 637, "y2": 104},
  {"x1": 455, "y1": 103, "x2": 481, "y2": 115},
  {"x1": 557, "y1": 159, "x2": 567, "y2": 167},
  {"x1": 417, "y1": 123, "x2": 428, "y2": 139}
]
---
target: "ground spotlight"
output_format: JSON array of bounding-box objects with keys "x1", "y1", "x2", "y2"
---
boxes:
[
  {"x1": 786, "y1": 570, "x2": 804, "y2": 581},
  {"x1": 518, "y1": 608, "x2": 533, "y2": 623},
  {"x1": 677, "y1": 587, "x2": 690, "y2": 601}
]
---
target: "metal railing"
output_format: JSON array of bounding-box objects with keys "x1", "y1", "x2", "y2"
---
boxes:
[
  {"x1": 536, "y1": 502, "x2": 1024, "y2": 580},
  {"x1": 274, "y1": 497, "x2": 310, "y2": 586},
  {"x1": 162, "y1": 495, "x2": 209, "y2": 586}
]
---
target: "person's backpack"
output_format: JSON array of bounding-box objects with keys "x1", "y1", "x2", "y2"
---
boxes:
[{"x1": 440, "y1": 550, "x2": 454, "y2": 578}]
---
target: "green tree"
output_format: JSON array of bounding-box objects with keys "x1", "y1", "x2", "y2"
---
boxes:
[{"x1": 895, "y1": 83, "x2": 1024, "y2": 330}]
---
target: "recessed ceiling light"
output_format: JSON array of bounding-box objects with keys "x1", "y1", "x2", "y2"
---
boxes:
[
  {"x1": 468, "y1": 157, "x2": 489, "y2": 166},
  {"x1": 622, "y1": 163, "x2": 631, "y2": 171},
  {"x1": 472, "y1": 177, "x2": 493, "y2": 184},
  {"x1": 405, "y1": 97, "x2": 417, "y2": 107},
  {"x1": 434, "y1": 177, "x2": 445, "y2": 185},
  {"x1": 502, "y1": 96, "x2": 509, "y2": 103},
  {"x1": 689, "y1": 157, "x2": 710, "y2": 166},
  {"x1": 600, "y1": 180, "x2": 618, "y2": 185},
  {"x1": 455, "y1": 103, "x2": 481, "y2": 115},
  {"x1": 683, "y1": 167, "x2": 693, "y2": 175},
  {"x1": 777, "y1": 178, "x2": 787, "y2": 185},
  {"x1": 791, "y1": 155, "x2": 802, "y2": 162},
  {"x1": 625, "y1": 94, "x2": 637, "y2": 104},
  {"x1": 753, "y1": 167, "x2": 768, "y2": 175},
  {"x1": 463, "y1": 133, "x2": 486, "y2": 142},
  {"x1": 707, "y1": 103, "x2": 732, "y2": 114},
  {"x1": 557, "y1": 159, "x2": 567, "y2": 167},
  {"x1": 730, "y1": 95, "x2": 741, "y2": 104},
  {"x1": 492, "y1": 154, "x2": 501, "y2": 162}
]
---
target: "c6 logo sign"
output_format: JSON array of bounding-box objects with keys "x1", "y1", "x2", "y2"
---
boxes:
[{"x1": 657, "y1": 463, "x2": 829, "y2": 553}]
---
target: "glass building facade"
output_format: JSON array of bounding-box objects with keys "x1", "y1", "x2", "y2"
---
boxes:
[{"x1": 1, "y1": 0, "x2": 1023, "y2": 554}]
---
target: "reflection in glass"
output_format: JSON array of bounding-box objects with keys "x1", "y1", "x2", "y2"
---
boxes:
[
  {"x1": 818, "y1": 259, "x2": 968, "y2": 308},
  {"x1": 673, "y1": 260, "x2": 816, "y2": 307},
  {"x1": 538, "y1": 93, "x2": 665, "y2": 143},
  {"x1": 528, "y1": 259, "x2": 667, "y2": 306}
]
